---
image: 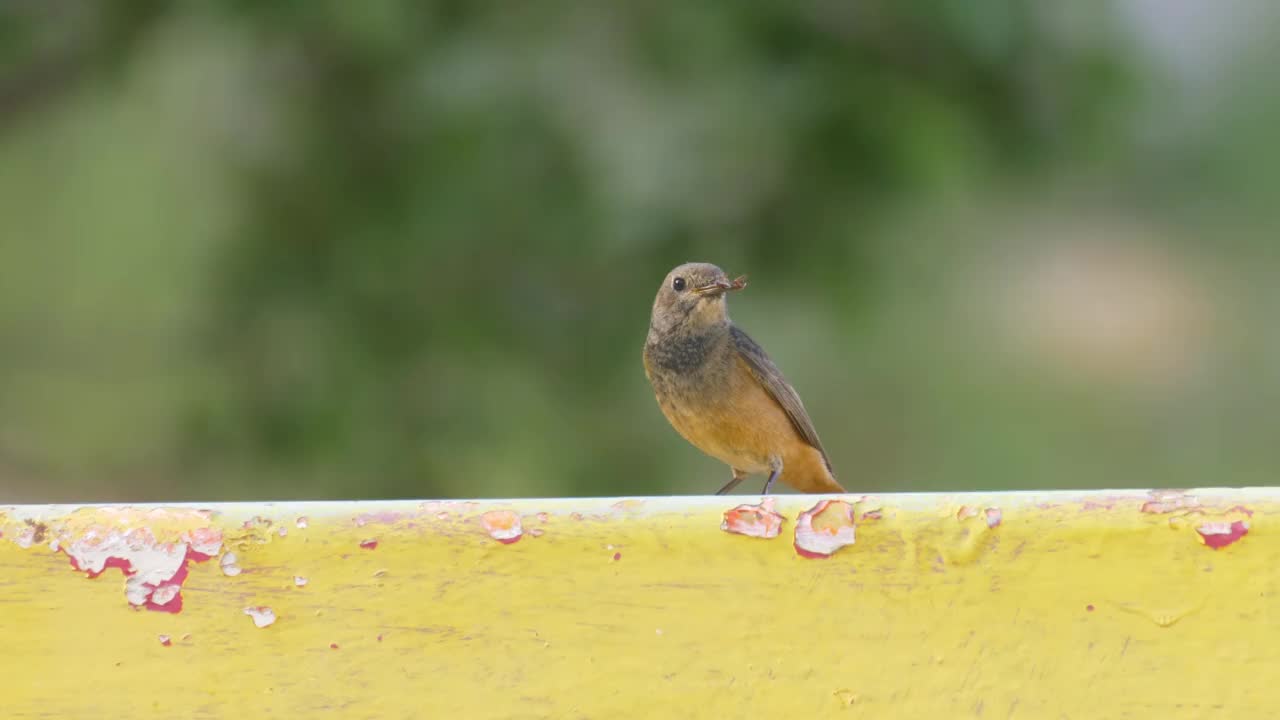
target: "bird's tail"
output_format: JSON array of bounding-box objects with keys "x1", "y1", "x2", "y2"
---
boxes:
[{"x1": 789, "y1": 448, "x2": 847, "y2": 494}]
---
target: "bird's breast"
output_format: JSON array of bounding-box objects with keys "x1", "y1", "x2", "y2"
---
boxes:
[
  {"x1": 645, "y1": 342, "x2": 796, "y2": 474},
  {"x1": 644, "y1": 330, "x2": 719, "y2": 376}
]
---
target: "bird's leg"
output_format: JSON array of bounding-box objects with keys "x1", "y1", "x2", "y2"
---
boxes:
[
  {"x1": 715, "y1": 468, "x2": 749, "y2": 495},
  {"x1": 760, "y1": 458, "x2": 783, "y2": 495}
]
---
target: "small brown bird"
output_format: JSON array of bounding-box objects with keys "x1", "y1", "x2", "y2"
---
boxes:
[{"x1": 643, "y1": 262, "x2": 845, "y2": 495}]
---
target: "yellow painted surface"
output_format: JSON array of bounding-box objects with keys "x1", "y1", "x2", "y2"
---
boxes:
[{"x1": 0, "y1": 489, "x2": 1274, "y2": 718}]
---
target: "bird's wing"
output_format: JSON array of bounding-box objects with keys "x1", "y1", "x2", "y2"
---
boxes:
[{"x1": 729, "y1": 325, "x2": 829, "y2": 459}]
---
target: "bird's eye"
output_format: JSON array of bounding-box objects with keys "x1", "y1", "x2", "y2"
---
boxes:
[{"x1": 672, "y1": 277, "x2": 687, "y2": 292}]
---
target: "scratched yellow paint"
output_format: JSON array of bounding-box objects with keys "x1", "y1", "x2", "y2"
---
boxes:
[{"x1": 0, "y1": 490, "x2": 1275, "y2": 717}]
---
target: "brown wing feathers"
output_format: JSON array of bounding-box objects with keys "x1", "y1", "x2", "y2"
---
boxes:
[{"x1": 729, "y1": 326, "x2": 833, "y2": 473}]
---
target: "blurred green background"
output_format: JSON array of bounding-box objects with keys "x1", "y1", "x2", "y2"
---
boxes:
[{"x1": 2, "y1": 2, "x2": 1278, "y2": 502}]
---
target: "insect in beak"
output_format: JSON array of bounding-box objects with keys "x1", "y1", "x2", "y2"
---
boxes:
[{"x1": 693, "y1": 275, "x2": 748, "y2": 296}]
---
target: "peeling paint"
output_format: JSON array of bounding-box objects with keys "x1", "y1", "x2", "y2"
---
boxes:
[
  {"x1": 985, "y1": 508, "x2": 1003, "y2": 528},
  {"x1": 244, "y1": 606, "x2": 277, "y2": 628},
  {"x1": 241, "y1": 516, "x2": 273, "y2": 531},
  {"x1": 794, "y1": 500, "x2": 857, "y2": 559},
  {"x1": 1196, "y1": 520, "x2": 1249, "y2": 549},
  {"x1": 4, "y1": 492, "x2": 1280, "y2": 718},
  {"x1": 60, "y1": 524, "x2": 222, "y2": 613},
  {"x1": 481, "y1": 510, "x2": 523, "y2": 544},
  {"x1": 220, "y1": 552, "x2": 242, "y2": 577},
  {"x1": 528, "y1": 528, "x2": 545, "y2": 537},
  {"x1": 960, "y1": 504, "x2": 1004, "y2": 529},
  {"x1": 150, "y1": 584, "x2": 181, "y2": 609},
  {"x1": 26, "y1": 520, "x2": 49, "y2": 544},
  {"x1": 359, "y1": 539, "x2": 379, "y2": 550},
  {"x1": 610, "y1": 500, "x2": 644, "y2": 514},
  {"x1": 295, "y1": 517, "x2": 309, "y2": 529},
  {"x1": 720, "y1": 498, "x2": 784, "y2": 539},
  {"x1": 355, "y1": 511, "x2": 408, "y2": 527},
  {"x1": 1141, "y1": 490, "x2": 1200, "y2": 514}
]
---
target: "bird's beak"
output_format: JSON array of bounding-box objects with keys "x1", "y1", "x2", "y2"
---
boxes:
[{"x1": 695, "y1": 275, "x2": 748, "y2": 296}]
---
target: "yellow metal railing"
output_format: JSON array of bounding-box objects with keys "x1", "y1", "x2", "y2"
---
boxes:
[{"x1": 0, "y1": 489, "x2": 1271, "y2": 717}]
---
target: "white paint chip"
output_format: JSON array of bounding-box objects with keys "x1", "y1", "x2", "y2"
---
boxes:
[{"x1": 244, "y1": 606, "x2": 277, "y2": 628}]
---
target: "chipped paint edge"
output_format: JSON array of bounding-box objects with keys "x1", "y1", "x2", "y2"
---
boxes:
[{"x1": 2, "y1": 486, "x2": 1275, "y2": 524}]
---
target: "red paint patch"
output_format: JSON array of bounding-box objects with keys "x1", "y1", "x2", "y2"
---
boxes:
[
  {"x1": 1086, "y1": 604, "x2": 1095, "y2": 612},
  {"x1": 794, "y1": 500, "x2": 857, "y2": 559},
  {"x1": 159, "y1": 634, "x2": 172, "y2": 646},
  {"x1": 359, "y1": 539, "x2": 379, "y2": 550},
  {"x1": 377, "y1": 634, "x2": 384, "y2": 642},
  {"x1": 330, "y1": 643, "x2": 340, "y2": 650},
  {"x1": 612, "y1": 552, "x2": 622, "y2": 561},
  {"x1": 721, "y1": 498, "x2": 784, "y2": 539},
  {"x1": 481, "y1": 510, "x2": 523, "y2": 544},
  {"x1": 72, "y1": 555, "x2": 133, "y2": 578},
  {"x1": 1196, "y1": 520, "x2": 1249, "y2": 549},
  {"x1": 144, "y1": 564, "x2": 189, "y2": 612}
]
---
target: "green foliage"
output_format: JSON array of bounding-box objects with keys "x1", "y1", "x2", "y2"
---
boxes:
[{"x1": 3, "y1": 2, "x2": 1273, "y2": 501}]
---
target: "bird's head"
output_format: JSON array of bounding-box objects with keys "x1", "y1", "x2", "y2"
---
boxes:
[{"x1": 649, "y1": 262, "x2": 748, "y2": 336}]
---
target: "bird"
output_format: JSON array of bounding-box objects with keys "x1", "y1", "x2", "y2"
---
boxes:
[{"x1": 642, "y1": 262, "x2": 845, "y2": 495}]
